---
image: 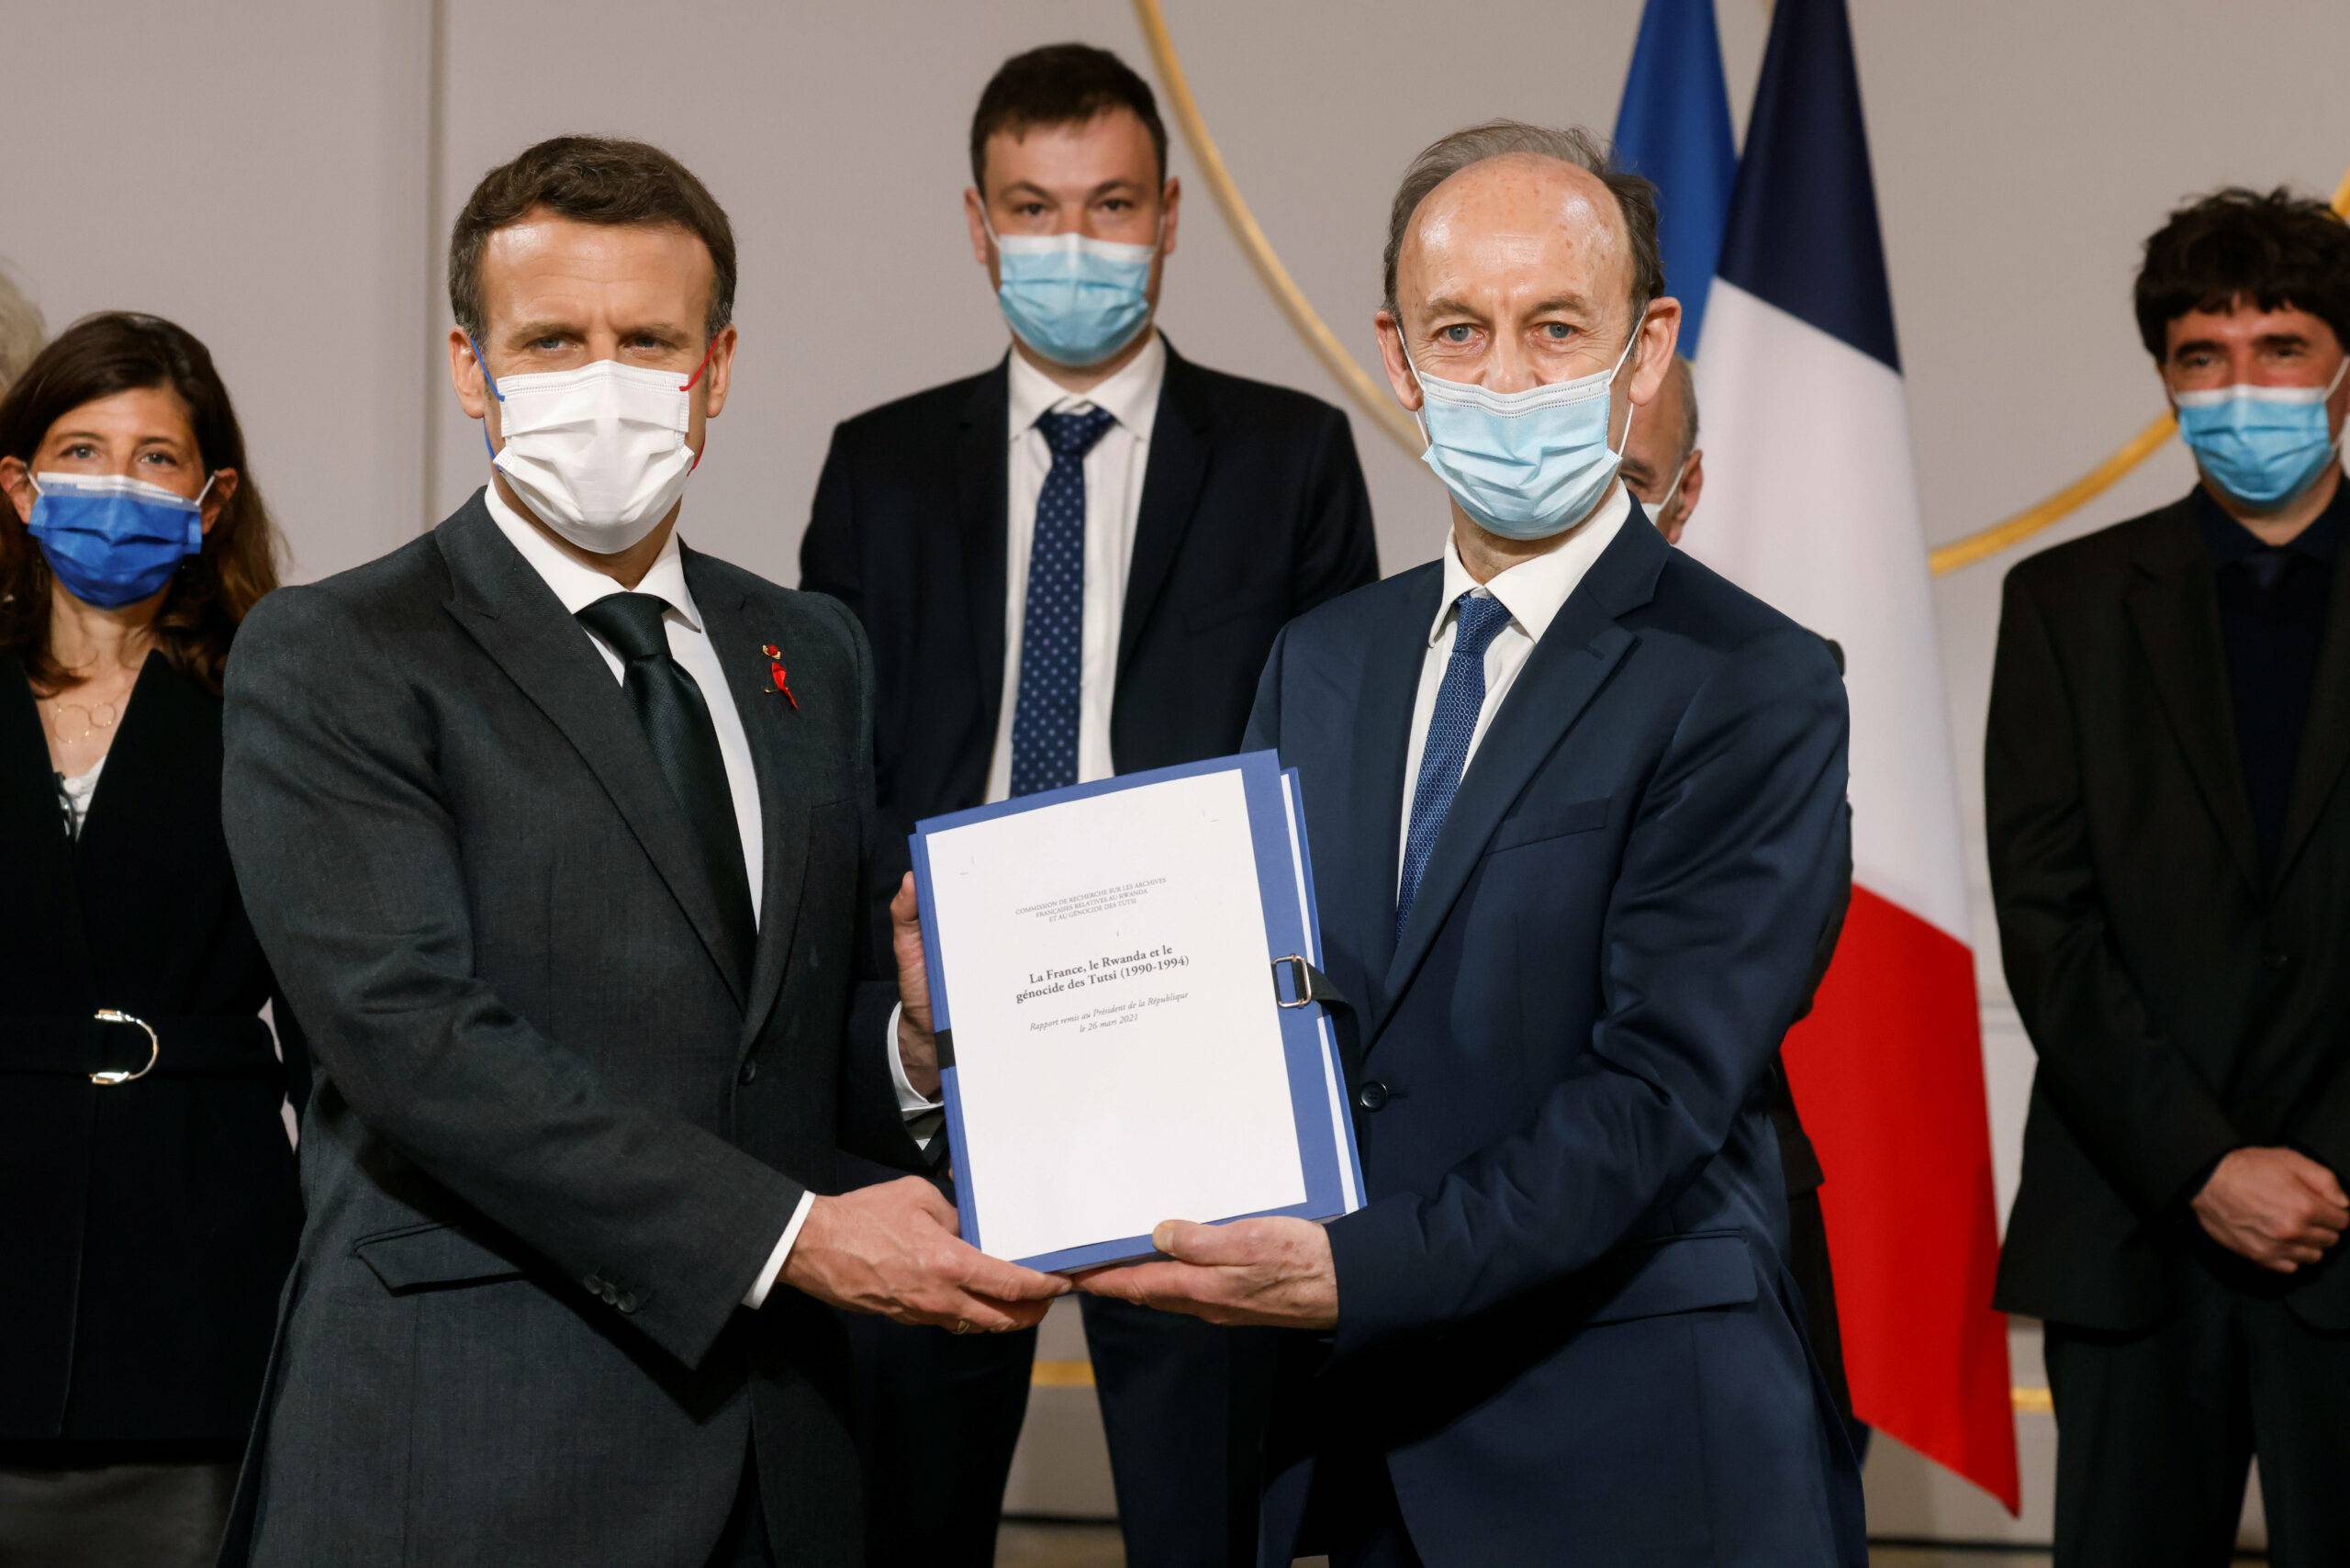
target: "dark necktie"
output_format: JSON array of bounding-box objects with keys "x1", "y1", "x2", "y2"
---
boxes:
[
  {"x1": 1009, "y1": 405, "x2": 1118, "y2": 797},
  {"x1": 576, "y1": 592, "x2": 756, "y2": 982},
  {"x1": 1397, "y1": 591, "x2": 1516, "y2": 938},
  {"x1": 2241, "y1": 546, "x2": 2293, "y2": 594}
]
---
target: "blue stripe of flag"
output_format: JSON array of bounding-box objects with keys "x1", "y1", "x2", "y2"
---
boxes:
[{"x1": 1611, "y1": 0, "x2": 1738, "y2": 352}]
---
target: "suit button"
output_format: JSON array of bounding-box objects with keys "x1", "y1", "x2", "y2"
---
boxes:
[
  {"x1": 739, "y1": 1059, "x2": 759, "y2": 1085},
  {"x1": 616, "y1": 1292, "x2": 640, "y2": 1315},
  {"x1": 2262, "y1": 949, "x2": 2293, "y2": 971},
  {"x1": 601, "y1": 1284, "x2": 620, "y2": 1305},
  {"x1": 584, "y1": 1274, "x2": 605, "y2": 1294},
  {"x1": 1356, "y1": 1081, "x2": 1390, "y2": 1113}
]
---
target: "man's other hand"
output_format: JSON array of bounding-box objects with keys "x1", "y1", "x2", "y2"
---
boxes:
[
  {"x1": 2192, "y1": 1147, "x2": 2350, "y2": 1272},
  {"x1": 1076, "y1": 1216, "x2": 1338, "y2": 1328},
  {"x1": 890, "y1": 873, "x2": 940, "y2": 1100},
  {"x1": 783, "y1": 1177, "x2": 1067, "y2": 1329}
]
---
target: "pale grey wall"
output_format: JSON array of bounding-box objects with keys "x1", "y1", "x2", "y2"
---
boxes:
[
  {"x1": 10, "y1": 0, "x2": 2347, "y2": 1545},
  {"x1": 0, "y1": 1, "x2": 437, "y2": 579}
]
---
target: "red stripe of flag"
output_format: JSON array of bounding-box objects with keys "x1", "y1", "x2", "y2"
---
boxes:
[{"x1": 1785, "y1": 884, "x2": 2020, "y2": 1511}]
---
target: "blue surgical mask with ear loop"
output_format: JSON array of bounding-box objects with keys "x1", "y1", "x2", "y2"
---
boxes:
[
  {"x1": 1401, "y1": 326, "x2": 1641, "y2": 540},
  {"x1": 2173, "y1": 357, "x2": 2350, "y2": 509},
  {"x1": 985, "y1": 215, "x2": 1161, "y2": 367},
  {"x1": 26, "y1": 471, "x2": 211, "y2": 608}
]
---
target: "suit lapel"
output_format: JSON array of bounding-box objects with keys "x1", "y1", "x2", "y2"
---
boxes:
[
  {"x1": 957, "y1": 362, "x2": 1011, "y2": 732},
  {"x1": 1115, "y1": 346, "x2": 1213, "y2": 682},
  {"x1": 2273, "y1": 528, "x2": 2350, "y2": 889},
  {"x1": 1371, "y1": 519, "x2": 1663, "y2": 1047},
  {"x1": 1336, "y1": 568, "x2": 1441, "y2": 1041},
  {"x1": 436, "y1": 498, "x2": 748, "y2": 1010},
  {"x1": 691, "y1": 557, "x2": 816, "y2": 1054},
  {"x1": 2126, "y1": 511, "x2": 2263, "y2": 895}
]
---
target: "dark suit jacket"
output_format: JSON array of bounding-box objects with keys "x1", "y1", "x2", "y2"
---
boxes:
[
  {"x1": 217, "y1": 495, "x2": 918, "y2": 1567},
  {"x1": 798, "y1": 342, "x2": 1377, "y2": 845},
  {"x1": 0, "y1": 652, "x2": 305, "y2": 1454},
  {"x1": 1990, "y1": 491, "x2": 2350, "y2": 1332},
  {"x1": 1769, "y1": 637, "x2": 1853, "y2": 1202},
  {"x1": 1244, "y1": 514, "x2": 1864, "y2": 1567}
]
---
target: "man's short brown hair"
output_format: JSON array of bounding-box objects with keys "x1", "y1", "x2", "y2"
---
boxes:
[
  {"x1": 969, "y1": 43, "x2": 1168, "y2": 195},
  {"x1": 449, "y1": 135, "x2": 737, "y2": 341}
]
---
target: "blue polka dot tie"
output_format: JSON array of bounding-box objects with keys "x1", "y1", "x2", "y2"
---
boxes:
[
  {"x1": 1010, "y1": 406, "x2": 1118, "y2": 797},
  {"x1": 1397, "y1": 591, "x2": 1516, "y2": 938}
]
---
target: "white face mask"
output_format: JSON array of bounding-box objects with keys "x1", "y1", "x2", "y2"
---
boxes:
[{"x1": 476, "y1": 344, "x2": 704, "y2": 554}]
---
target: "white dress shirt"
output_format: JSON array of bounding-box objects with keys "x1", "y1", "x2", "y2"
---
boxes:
[
  {"x1": 482, "y1": 487, "x2": 809, "y2": 1306},
  {"x1": 866, "y1": 345, "x2": 1174, "y2": 1193},
  {"x1": 983, "y1": 332, "x2": 1168, "y2": 801},
  {"x1": 1398, "y1": 483, "x2": 1632, "y2": 889}
]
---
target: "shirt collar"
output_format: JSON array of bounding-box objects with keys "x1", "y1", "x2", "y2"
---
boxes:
[
  {"x1": 2194, "y1": 476, "x2": 2350, "y2": 568},
  {"x1": 1006, "y1": 330, "x2": 1168, "y2": 447},
  {"x1": 481, "y1": 482, "x2": 703, "y2": 633},
  {"x1": 1427, "y1": 482, "x2": 1634, "y2": 648}
]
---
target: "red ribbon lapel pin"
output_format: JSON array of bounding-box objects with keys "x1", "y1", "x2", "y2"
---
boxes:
[{"x1": 761, "y1": 644, "x2": 798, "y2": 710}]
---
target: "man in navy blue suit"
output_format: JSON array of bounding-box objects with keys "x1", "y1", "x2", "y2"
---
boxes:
[{"x1": 1081, "y1": 120, "x2": 1864, "y2": 1567}]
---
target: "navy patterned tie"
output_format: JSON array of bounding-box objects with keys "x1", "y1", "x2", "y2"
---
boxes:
[
  {"x1": 1009, "y1": 406, "x2": 1118, "y2": 797},
  {"x1": 1397, "y1": 591, "x2": 1516, "y2": 939}
]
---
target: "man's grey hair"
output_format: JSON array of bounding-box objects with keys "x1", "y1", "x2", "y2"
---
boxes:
[
  {"x1": 0, "y1": 264, "x2": 44, "y2": 393},
  {"x1": 1670, "y1": 353, "x2": 1700, "y2": 465},
  {"x1": 1381, "y1": 120, "x2": 1664, "y2": 333}
]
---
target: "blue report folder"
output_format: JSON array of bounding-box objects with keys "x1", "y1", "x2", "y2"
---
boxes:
[{"x1": 909, "y1": 751, "x2": 1365, "y2": 1272}]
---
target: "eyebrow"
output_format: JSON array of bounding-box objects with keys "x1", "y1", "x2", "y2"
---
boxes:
[
  {"x1": 2173, "y1": 330, "x2": 2311, "y2": 357},
  {"x1": 1422, "y1": 297, "x2": 1488, "y2": 321},
  {"x1": 505, "y1": 319, "x2": 585, "y2": 346}
]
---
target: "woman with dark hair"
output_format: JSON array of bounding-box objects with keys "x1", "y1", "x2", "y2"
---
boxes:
[{"x1": 0, "y1": 312, "x2": 305, "y2": 1565}]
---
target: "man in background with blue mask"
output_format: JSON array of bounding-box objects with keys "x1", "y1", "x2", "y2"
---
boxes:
[
  {"x1": 1080, "y1": 120, "x2": 1862, "y2": 1567},
  {"x1": 1989, "y1": 187, "x2": 2350, "y2": 1567},
  {"x1": 799, "y1": 41, "x2": 1377, "y2": 1568}
]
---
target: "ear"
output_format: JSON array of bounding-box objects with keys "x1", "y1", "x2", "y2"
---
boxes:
[
  {"x1": 1674, "y1": 448, "x2": 1706, "y2": 537},
  {"x1": 450, "y1": 328, "x2": 492, "y2": 422},
  {"x1": 1159, "y1": 174, "x2": 1181, "y2": 259},
  {"x1": 1375, "y1": 310, "x2": 1422, "y2": 413},
  {"x1": 1627, "y1": 297, "x2": 1684, "y2": 409},
  {"x1": 964, "y1": 187, "x2": 994, "y2": 273},
  {"x1": 0, "y1": 456, "x2": 31, "y2": 526},
  {"x1": 199, "y1": 469, "x2": 239, "y2": 536},
  {"x1": 698, "y1": 324, "x2": 740, "y2": 421}
]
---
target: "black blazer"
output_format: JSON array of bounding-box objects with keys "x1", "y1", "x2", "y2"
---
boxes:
[
  {"x1": 799, "y1": 342, "x2": 1378, "y2": 837},
  {"x1": 0, "y1": 651, "x2": 305, "y2": 1453},
  {"x1": 1990, "y1": 492, "x2": 2350, "y2": 1332},
  {"x1": 216, "y1": 497, "x2": 919, "y2": 1567}
]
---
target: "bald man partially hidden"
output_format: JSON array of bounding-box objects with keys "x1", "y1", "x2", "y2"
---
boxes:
[{"x1": 1080, "y1": 122, "x2": 1865, "y2": 1567}]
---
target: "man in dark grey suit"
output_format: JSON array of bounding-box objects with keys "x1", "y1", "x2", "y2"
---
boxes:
[{"x1": 218, "y1": 137, "x2": 1064, "y2": 1568}]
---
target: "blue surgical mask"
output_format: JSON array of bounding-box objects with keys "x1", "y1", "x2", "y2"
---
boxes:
[
  {"x1": 26, "y1": 471, "x2": 211, "y2": 609},
  {"x1": 986, "y1": 217, "x2": 1159, "y2": 367},
  {"x1": 1402, "y1": 328, "x2": 1640, "y2": 540},
  {"x1": 2173, "y1": 358, "x2": 2349, "y2": 509}
]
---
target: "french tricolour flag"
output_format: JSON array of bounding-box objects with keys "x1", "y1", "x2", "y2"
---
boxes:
[{"x1": 1672, "y1": 0, "x2": 2022, "y2": 1510}]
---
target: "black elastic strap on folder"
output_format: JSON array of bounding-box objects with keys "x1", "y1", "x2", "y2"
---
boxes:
[{"x1": 1270, "y1": 955, "x2": 1350, "y2": 1014}]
